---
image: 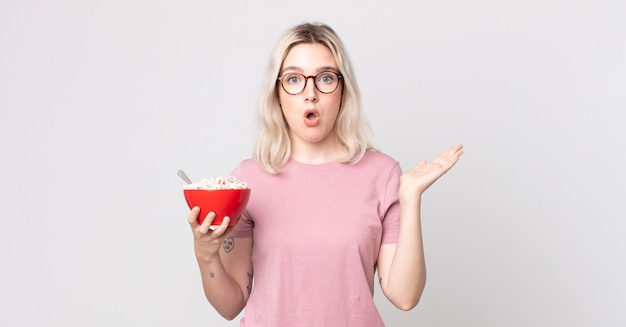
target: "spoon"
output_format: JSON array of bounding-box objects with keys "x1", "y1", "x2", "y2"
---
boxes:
[{"x1": 177, "y1": 169, "x2": 193, "y2": 185}]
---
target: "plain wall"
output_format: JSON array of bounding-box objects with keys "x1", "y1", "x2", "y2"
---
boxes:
[{"x1": 1, "y1": 0, "x2": 625, "y2": 326}]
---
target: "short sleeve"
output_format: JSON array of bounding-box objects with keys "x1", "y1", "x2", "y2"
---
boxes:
[{"x1": 381, "y1": 163, "x2": 401, "y2": 244}]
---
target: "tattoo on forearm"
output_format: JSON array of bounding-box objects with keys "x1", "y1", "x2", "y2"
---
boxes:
[
  {"x1": 210, "y1": 271, "x2": 215, "y2": 279},
  {"x1": 379, "y1": 277, "x2": 382, "y2": 285},
  {"x1": 223, "y1": 236, "x2": 234, "y2": 253},
  {"x1": 246, "y1": 272, "x2": 253, "y2": 295}
]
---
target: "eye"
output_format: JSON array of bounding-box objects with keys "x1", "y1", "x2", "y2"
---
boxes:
[
  {"x1": 317, "y1": 72, "x2": 336, "y2": 84},
  {"x1": 284, "y1": 73, "x2": 302, "y2": 85}
]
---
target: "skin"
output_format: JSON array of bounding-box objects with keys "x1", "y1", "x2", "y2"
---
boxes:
[
  {"x1": 377, "y1": 144, "x2": 463, "y2": 310},
  {"x1": 187, "y1": 42, "x2": 464, "y2": 319},
  {"x1": 278, "y1": 43, "x2": 347, "y2": 164}
]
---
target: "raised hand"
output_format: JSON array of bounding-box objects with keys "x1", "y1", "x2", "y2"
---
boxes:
[{"x1": 400, "y1": 144, "x2": 464, "y2": 198}]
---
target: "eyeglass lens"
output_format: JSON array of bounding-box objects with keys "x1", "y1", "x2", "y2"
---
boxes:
[{"x1": 279, "y1": 71, "x2": 341, "y2": 95}]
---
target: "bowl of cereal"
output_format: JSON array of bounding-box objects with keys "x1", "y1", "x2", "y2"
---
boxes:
[{"x1": 183, "y1": 176, "x2": 251, "y2": 229}]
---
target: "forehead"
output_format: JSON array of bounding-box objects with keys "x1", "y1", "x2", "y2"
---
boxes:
[{"x1": 281, "y1": 43, "x2": 338, "y2": 72}]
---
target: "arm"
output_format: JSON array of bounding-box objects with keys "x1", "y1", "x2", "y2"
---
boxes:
[
  {"x1": 188, "y1": 208, "x2": 253, "y2": 320},
  {"x1": 377, "y1": 144, "x2": 463, "y2": 310}
]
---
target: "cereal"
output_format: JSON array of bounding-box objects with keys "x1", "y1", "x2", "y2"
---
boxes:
[{"x1": 183, "y1": 176, "x2": 248, "y2": 190}]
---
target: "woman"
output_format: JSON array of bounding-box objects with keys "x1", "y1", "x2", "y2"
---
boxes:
[{"x1": 187, "y1": 22, "x2": 463, "y2": 326}]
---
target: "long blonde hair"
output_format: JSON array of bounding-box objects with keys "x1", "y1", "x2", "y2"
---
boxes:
[{"x1": 253, "y1": 22, "x2": 373, "y2": 174}]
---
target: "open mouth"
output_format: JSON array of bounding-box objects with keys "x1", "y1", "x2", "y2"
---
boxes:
[
  {"x1": 304, "y1": 109, "x2": 319, "y2": 120},
  {"x1": 304, "y1": 109, "x2": 320, "y2": 126}
]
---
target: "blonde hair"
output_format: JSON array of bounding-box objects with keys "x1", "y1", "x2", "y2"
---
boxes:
[{"x1": 253, "y1": 22, "x2": 373, "y2": 174}]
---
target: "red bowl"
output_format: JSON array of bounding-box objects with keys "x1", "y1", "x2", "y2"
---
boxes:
[{"x1": 184, "y1": 188, "x2": 251, "y2": 228}]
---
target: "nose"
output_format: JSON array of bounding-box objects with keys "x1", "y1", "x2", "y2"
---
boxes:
[{"x1": 303, "y1": 76, "x2": 318, "y2": 102}]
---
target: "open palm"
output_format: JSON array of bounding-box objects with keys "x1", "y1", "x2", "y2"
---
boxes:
[{"x1": 401, "y1": 144, "x2": 464, "y2": 196}]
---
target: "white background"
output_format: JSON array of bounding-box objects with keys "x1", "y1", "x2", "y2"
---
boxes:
[{"x1": 1, "y1": 0, "x2": 625, "y2": 326}]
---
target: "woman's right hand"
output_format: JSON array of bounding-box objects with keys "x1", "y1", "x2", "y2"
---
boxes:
[
  {"x1": 187, "y1": 207, "x2": 233, "y2": 261},
  {"x1": 187, "y1": 207, "x2": 253, "y2": 320}
]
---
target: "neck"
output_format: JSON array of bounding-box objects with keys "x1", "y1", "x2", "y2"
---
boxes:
[{"x1": 290, "y1": 139, "x2": 347, "y2": 164}]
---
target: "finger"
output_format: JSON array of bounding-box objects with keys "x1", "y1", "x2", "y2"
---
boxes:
[
  {"x1": 199, "y1": 211, "x2": 216, "y2": 234},
  {"x1": 437, "y1": 144, "x2": 464, "y2": 163},
  {"x1": 212, "y1": 216, "x2": 231, "y2": 236},
  {"x1": 443, "y1": 151, "x2": 463, "y2": 170},
  {"x1": 433, "y1": 151, "x2": 452, "y2": 165},
  {"x1": 445, "y1": 144, "x2": 463, "y2": 157},
  {"x1": 415, "y1": 160, "x2": 428, "y2": 170},
  {"x1": 446, "y1": 155, "x2": 460, "y2": 168},
  {"x1": 451, "y1": 144, "x2": 464, "y2": 157},
  {"x1": 187, "y1": 207, "x2": 201, "y2": 227},
  {"x1": 431, "y1": 154, "x2": 459, "y2": 171}
]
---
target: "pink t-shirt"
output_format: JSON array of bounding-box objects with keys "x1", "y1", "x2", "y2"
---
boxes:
[{"x1": 229, "y1": 150, "x2": 401, "y2": 326}]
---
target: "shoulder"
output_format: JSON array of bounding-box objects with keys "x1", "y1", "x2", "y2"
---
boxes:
[
  {"x1": 235, "y1": 158, "x2": 258, "y2": 170},
  {"x1": 231, "y1": 158, "x2": 276, "y2": 184},
  {"x1": 231, "y1": 158, "x2": 262, "y2": 176},
  {"x1": 349, "y1": 150, "x2": 401, "y2": 183},
  {"x1": 358, "y1": 149, "x2": 400, "y2": 169}
]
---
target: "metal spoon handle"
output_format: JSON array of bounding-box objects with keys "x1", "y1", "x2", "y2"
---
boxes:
[{"x1": 177, "y1": 169, "x2": 193, "y2": 184}]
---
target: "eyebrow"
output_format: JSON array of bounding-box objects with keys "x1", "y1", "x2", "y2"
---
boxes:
[{"x1": 280, "y1": 66, "x2": 339, "y2": 75}]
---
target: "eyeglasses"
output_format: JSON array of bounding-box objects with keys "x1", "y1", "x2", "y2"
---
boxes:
[{"x1": 277, "y1": 71, "x2": 343, "y2": 95}]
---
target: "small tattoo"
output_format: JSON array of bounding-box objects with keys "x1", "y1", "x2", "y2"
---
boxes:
[
  {"x1": 379, "y1": 277, "x2": 382, "y2": 284},
  {"x1": 223, "y1": 236, "x2": 235, "y2": 253},
  {"x1": 246, "y1": 272, "x2": 253, "y2": 295},
  {"x1": 210, "y1": 271, "x2": 215, "y2": 279}
]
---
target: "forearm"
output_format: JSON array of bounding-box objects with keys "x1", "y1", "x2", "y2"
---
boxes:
[
  {"x1": 385, "y1": 196, "x2": 427, "y2": 310},
  {"x1": 383, "y1": 144, "x2": 462, "y2": 310},
  {"x1": 196, "y1": 253, "x2": 247, "y2": 320}
]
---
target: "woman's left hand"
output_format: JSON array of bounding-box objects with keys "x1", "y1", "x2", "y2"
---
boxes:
[{"x1": 400, "y1": 144, "x2": 464, "y2": 198}]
